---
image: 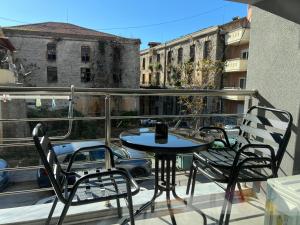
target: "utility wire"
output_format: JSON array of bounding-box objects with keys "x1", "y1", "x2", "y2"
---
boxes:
[
  {"x1": 100, "y1": 5, "x2": 226, "y2": 30},
  {"x1": 0, "y1": 16, "x2": 29, "y2": 24},
  {"x1": 0, "y1": 5, "x2": 226, "y2": 31}
]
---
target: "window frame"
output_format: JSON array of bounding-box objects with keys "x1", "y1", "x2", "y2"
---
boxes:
[
  {"x1": 80, "y1": 67, "x2": 91, "y2": 83},
  {"x1": 47, "y1": 43, "x2": 56, "y2": 61},
  {"x1": 189, "y1": 44, "x2": 195, "y2": 62},
  {"x1": 47, "y1": 66, "x2": 58, "y2": 83},
  {"x1": 239, "y1": 77, "x2": 246, "y2": 89},
  {"x1": 81, "y1": 46, "x2": 91, "y2": 63},
  {"x1": 177, "y1": 47, "x2": 183, "y2": 64}
]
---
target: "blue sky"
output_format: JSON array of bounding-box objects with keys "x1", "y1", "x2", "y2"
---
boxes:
[{"x1": 0, "y1": 0, "x2": 247, "y2": 49}]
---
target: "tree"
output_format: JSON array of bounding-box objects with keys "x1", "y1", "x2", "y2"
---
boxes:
[{"x1": 170, "y1": 58, "x2": 224, "y2": 129}]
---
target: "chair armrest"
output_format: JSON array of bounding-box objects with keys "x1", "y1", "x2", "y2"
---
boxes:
[
  {"x1": 198, "y1": 127, "x2": 232, "y2": 148},
  {"x1": 66, "y1": 145, "x2": 115, "y2": 172},
  {"x1": 71, "y1": 169, "x2": 140, "y2": 196},
  {"x1": 232, "y1": 144, "x2": 277, "y2": 176}
]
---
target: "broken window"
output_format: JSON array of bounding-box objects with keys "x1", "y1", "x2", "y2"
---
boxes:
[
  {"x1": 156, "y1": 54, "x2": 160, "y2": 63},
  {"x1": 178, "y1": 47, "x2": 183, "y2": 64},
  {"x1": 167, "y1": 50, "x2": 172, "y2": 64},
  {"x1": 203, "y1": 40, "x2": 212, "y2": 59},
  {"x1": 47, "y1": 66, "x2": 57, "y2": 83},
  {"x1": 81, "y1": 46, "x2": 90, "y2": 63},
  {"x1": 190, "y1": 44, "x2": 195, "y2": 62},
  {"x1": 81, "y1": 68, "x2": 91, "y2": 82},
  {"x1": 156, "y1": 72, "x2": 160, "y2": 86},
  {"x1": 142, "y1": 58, "x2": 145, "y2": 69},
  {"x1": 47, "y1": 43, "x2": 56, "y2": 61}
]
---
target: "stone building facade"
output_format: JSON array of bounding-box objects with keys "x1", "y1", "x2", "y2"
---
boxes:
[
  {"x1": 139, "y1": 26, "x2": 223, "y2": 116},
  {"x1": 3, "y1": 22, "x2": 140, "y2": 115},
  {"x1": 221, "y1": 17, "x2": 250, "y2": 115}
]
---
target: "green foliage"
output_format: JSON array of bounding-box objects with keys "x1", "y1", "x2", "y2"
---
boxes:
[{"x1": 27, "y1": 107, "x2": 99, "y2": 139}]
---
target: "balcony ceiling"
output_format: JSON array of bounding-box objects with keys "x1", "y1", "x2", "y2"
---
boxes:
[{"x1": 227, "y1": 0, "x2": 300, "y2": 25}]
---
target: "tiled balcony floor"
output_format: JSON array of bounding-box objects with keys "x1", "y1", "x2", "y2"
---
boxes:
[
  {"x1": 0, "y1": 181, "x2": 266, "y2": 225},
  {"x1": 87, "y1": 190, "x2": 265, "y2": 225}
]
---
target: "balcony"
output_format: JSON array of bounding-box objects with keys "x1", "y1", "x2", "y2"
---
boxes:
[
  {"x1": 224, "y1": 59, "x2": 248, "y2": 72},
  {"x1": 225, "y1": 27, "x2": 250, "y2": 46},
  {"x1": 0, "y1": 86, "x2": 292, "y2": 225}
]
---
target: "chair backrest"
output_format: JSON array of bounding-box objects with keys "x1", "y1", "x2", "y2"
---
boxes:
[
  {"x1": 32, "y1": 123, "x2": 66, "y2": 202},
  {"x1": 236, "y1": 106, "x2": 293, "y2": 169}
]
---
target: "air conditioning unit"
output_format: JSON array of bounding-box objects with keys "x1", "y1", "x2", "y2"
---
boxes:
[{"x1": 265, "y1": 175, "x2": 300, "y2": 225}]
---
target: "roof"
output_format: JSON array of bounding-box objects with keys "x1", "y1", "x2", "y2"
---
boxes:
[
  {"x1": 3, "y1": 22, "x2": 140, "y2": 43},
  {"x1": 0, "y1": 28, "x2": 15, "y2": 51}
]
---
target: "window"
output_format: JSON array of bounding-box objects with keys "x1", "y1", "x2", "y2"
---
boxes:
[
  {"x1": 149, "y1": 73, "x2": 152, "y2": 84},
  {"x1": 239, "y1": 78, "x2": 246, "y2": 89},
  {"x1": 142, "y1": 74, "x2": 145, "y2": 84},
  {"x1": 156, "y1": 54, "x2": 160, "y2": 63},
  {"x1": 81, "y1": 46, "x2": 90, "y2": 63},
  {"x1": 203, "y1": 40, "x2": 212, "y2": 59},
  {"x1": 81, "y1": 68, "x2": 91, "y2": 82},
  {"x1": 47, "y1": 67, "x2": 57, "y2": 83},
  {"x1": 156, "y1": 72, "x2": 160, "y2": 86},
  {"x1": 142, "y1": 58, "x2": 145, "y2": 69},
  {"x1": 190, "y1": 45, "x2": 195, "y2": 62},
  {"x1": 149, "y1": 56, "x2": 152, "y2": 64},
  {"x1": 47, "y1": 43, "x2": 56, "y2": 61},
  {"x1": 241, "y1": 49, "x2": 249, "y2": 59},
  {"x1": 167, "y1": 51, "x2": 172, "y2": 64},
  {"x1": 178, "y1": 48, "x2": 183, "y2": 64}
]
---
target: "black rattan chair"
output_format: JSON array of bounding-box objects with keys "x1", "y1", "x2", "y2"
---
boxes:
[
  {"x1": 33, "y1": 123, "x2": 139, "y2": 225},
  {"x1": 186, "y1": 106, "x2": 293, "y2": 225}
]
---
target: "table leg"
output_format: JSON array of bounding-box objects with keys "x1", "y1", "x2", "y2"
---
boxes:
[{"x1": 166, "y1": 155, "x2": 177, "y2": 225}]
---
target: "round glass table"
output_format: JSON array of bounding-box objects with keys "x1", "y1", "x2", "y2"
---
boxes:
[{"x1": 120, "y1": 128, "x2": 210, "y2": 225}]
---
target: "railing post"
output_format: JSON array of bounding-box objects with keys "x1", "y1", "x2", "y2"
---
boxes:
[{"x1": 105, "y1": 94, "x2": 112, "y2": 169}]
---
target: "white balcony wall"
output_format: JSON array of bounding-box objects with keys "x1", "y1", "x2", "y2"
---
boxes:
[
  {"x1": 225, "y1": 28, "x2": 250, "y2": 46},
  {"x1": 224, "y1": 59, "x2": 248, "y2": 72}
]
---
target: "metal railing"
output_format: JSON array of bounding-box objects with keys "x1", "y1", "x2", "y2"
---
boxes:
[{"x1": 0, "y1": 85, "x2": 257, "y2": 201}]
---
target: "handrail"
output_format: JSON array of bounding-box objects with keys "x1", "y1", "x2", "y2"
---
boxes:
[
  {"x1": 0, "y1": 86, "x2": 257, "y2": 97},
  {"x1": 0, "y1": 86, "x2": 256, "y2": 200}
]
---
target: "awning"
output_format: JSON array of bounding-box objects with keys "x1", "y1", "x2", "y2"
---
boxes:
[{"x1": 227, "y1": 0, "x2": 300, "y2": 25}]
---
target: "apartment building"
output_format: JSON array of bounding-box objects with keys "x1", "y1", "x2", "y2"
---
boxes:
[
  {"x1": 2, "y1": 22, "x2": 140, "y2": 114},
  {"x1": 221, "y1": 17, "x2": 251, "y2": 114},
  {"x1": 140, "y1": 26, "x2": 223, "y2": 115}
]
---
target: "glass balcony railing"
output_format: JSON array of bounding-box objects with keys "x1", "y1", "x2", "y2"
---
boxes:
[{"x1": 0, "y1": 86, "x2": 260, "y2": 225}]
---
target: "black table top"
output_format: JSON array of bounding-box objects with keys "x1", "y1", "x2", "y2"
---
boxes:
[{"x1": 120, "y1": 128, "x2": 210, "y2": 154}]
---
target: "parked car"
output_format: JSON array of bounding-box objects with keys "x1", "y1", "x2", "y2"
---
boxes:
[
  {"x1": 37, "y1": 141, "x2": 152, "y2": 188},
  {"x1": 0, "y1": 159, "x2": 9, "y2": 191}
]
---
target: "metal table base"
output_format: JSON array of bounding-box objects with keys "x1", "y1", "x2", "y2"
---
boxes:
[{"x1": 123, "y1": 154, "x2": 207, "y2": 225}]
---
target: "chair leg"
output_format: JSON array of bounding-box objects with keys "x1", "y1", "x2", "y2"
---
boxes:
[
  {"x1": 56, "y1": 196, "x2": 74, "y2": 225},
  {"x1": 186, "y1": 164, "x2": 194, "y2": 195},
  {"x1": 126, "y1": 183, "x2": 135, "y2": 225},
  {"x1": 219, "y1": 181, "x2": 237, "y2": 225},
  {"x1": 45, "y1": 196, "x2": 58, "y2": 225},
  {"x1": 189, "y1": 168, "x2": 197, "y2": 204}
]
